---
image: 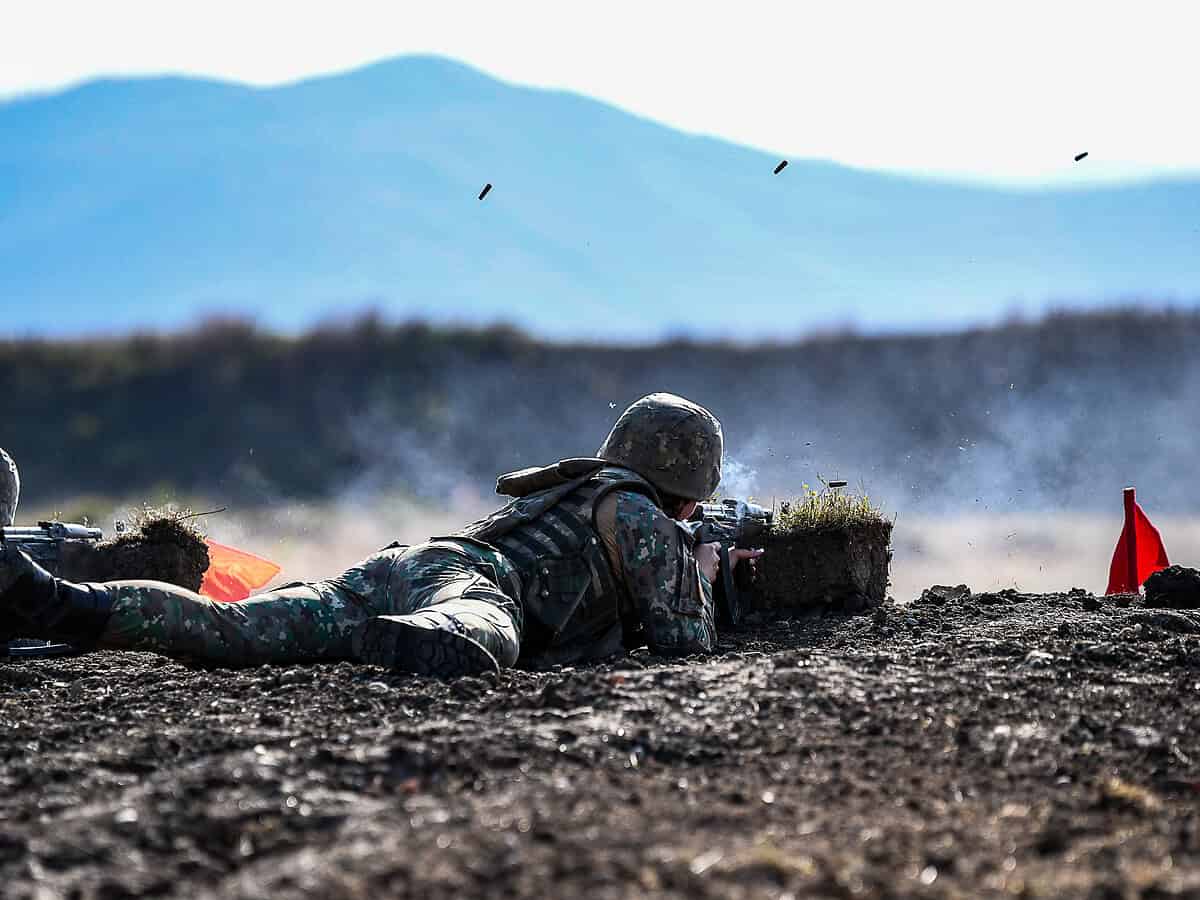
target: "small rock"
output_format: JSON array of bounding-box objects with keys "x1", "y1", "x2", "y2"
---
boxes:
[
  {"x1": 917, "y1": 584, "x2": 971, "y2": 606},
  {"x1": 612, "y1": 657, "x2": 646, "y2": 671},
  {"x1": 451, "y1": 677, "x2": 488, "y2": 699},
  {"x1": 689, "y1": 849, "x2": 724, "y2": 875},
  {"x1": 1118, "y1": 725, "x2": 1164, "y2": 749},
  {"x1": 1099, "y1": 777, "x2": 1162, "y2": 813},
  {"x1": 1128, "y1": 611, "x2": 1200, "y2": 634}
]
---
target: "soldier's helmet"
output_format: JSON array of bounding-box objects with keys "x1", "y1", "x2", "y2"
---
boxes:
[
  {"x1": 597, "y1": 393, "x2": 723, "y2": 500},
  {"x1": 0, "y1": 447, "x2": 19, "y2": 527}
]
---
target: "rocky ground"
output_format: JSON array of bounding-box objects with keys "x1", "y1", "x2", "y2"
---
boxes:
[{"x1": 2, "y1": 587, "x2": 1199, "y2": 899}]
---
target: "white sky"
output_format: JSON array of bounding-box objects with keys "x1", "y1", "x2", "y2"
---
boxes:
[{"x1": 4, "y1": 0, "x2": 1199, "y2": 183}]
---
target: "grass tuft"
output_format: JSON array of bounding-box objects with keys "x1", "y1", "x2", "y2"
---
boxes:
[
  {"x1": 772, "y1": 484, "x2": 890, "y2": 534},
  {"x1": 121, "y1": 502, "x2": 202, "y2": 528}
]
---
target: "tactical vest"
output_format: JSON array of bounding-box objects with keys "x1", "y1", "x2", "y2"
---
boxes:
[{"x1": 452, "y1": 459, "x2": 660, "y2": 660}]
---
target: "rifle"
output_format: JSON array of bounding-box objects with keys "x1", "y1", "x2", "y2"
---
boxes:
[
  {"x1": 1, "y1": 521, "x2": 103, "y2": 658},
  {"x1": 685, "y1": 499, "x2": 772, "y2": 627}
]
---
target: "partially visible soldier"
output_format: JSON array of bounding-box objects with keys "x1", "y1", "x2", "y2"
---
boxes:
[
  {"x1": 0, "y1": 447, "x2": 18, "y2": 527},
  {"x1": 0, "y1": 394, "x2": 760, "y2": 677}
]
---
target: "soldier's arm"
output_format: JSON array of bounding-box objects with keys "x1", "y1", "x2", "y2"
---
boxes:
[{"x1": 595, "y1": 490, "x2": 716, "y2": 655}]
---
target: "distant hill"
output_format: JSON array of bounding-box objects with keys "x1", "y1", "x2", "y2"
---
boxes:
[
  {"x1": 1, "y1": 55, "x2": 1197, "y2": 340},
  {"x1": 3, "y1": 309, "x2": 1199, "y2": 516}
]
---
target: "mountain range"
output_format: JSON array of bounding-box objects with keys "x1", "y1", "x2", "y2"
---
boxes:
[{"x1": 2, "y1": 55, "x2": 1197, "y2": 339}]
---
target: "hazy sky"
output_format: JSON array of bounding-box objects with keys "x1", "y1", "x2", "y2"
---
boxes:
[{"x1": 4, "y1": 0, "x2": 1198, "y2": 183}]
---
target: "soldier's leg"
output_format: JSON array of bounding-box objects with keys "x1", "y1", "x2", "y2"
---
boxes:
[
  {"x1": 96, "y1": 547, "x2": 405, "y2": 665},
  {"x1": 3, "y1": 539, "x2": 522, "y2": 674},
  {"x1": 354, "y1": 542, "x2": 523, "y2": 677},
  {"x1": 0, "y1": 541, "x2": 405, "y2": 666}
]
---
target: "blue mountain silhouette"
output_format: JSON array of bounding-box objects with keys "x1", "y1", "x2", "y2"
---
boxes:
[{"x1": 2, "y1": 55, "x2": 1196, "y2": 338}]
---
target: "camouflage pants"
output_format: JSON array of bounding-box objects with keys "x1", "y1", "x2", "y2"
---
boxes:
[{"x1": 94, "y1": 540, "x2": 524, "y2": 667}]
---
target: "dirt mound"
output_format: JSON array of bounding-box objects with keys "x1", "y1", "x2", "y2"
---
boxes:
[
  {"x1": 2, "y1": 587, "x2": 1198, "y2": 898},
  {"x1": 750, "y1": 521, "x2": 893, "y2": 614},
  {"x1": 59, "y1": 512, "x2": 209, "y2": 590},
  {"x1": 1145, "y1": 565, "x2": 1200, "y2": 609}
]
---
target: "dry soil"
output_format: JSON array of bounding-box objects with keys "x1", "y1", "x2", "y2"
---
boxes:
[{"x1": 2, "y1": 587, "x2": 1199, "y2": 899}]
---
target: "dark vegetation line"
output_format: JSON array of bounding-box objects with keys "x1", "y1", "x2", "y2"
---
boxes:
[{"x1": 3, "y1": 306, "x2": 1199, "y2": 512}]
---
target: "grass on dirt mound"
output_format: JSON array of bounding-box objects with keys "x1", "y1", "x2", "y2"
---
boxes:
[
  {"x1": 60, "y1": 505, "x2": 210, "y2": 590},
  {"x1": 751, "y1": 486, "x2": 892, "y2": 614},
  {"x1": 772, "y1": 484, "x2": 891, "y2": 535}
]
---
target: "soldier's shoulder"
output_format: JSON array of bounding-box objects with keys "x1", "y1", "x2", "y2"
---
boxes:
[
  {"x1": 595, "y1": 488, "x2": 661, "y2": 531},
  {"x1": 608, "y1": 488, "x2": 661, "y2": 514},
  {"x1": 609, "y1": 491, "x2": 682, "y2": 541}
]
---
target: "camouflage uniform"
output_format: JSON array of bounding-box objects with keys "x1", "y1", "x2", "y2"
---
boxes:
[{"x1": 91, "y1": 465, "x2": 714, "y2": 668}]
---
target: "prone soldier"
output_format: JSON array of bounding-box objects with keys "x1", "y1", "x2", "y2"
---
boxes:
[{"x1": 0, "y1": 394, "x2": 761, "y2": 677}]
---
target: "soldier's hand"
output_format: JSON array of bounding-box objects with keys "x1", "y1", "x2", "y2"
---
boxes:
[
  {"x1": 696, "y1": 543, "x2": 764, "y2": 583},
  {"x1": 730, "y1": 548, "x2": 765, "y2": 575}
]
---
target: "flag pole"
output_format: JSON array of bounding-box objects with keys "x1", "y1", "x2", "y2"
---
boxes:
[{"x1": 1123, "y1": 486, "x2": 1138, "y2": 593}]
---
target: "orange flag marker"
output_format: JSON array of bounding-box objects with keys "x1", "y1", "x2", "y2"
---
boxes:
[
  {"x1": 1106, "y1": 487, "x2": 1169, "y2": 595},
  {"x1": 199, "y1": 539, "x2": 281, "y2": 603}
]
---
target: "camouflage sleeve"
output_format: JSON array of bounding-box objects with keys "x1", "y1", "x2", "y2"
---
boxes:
[{"x1": 596, "y1": 490, "x2": 716, "y2": 655}]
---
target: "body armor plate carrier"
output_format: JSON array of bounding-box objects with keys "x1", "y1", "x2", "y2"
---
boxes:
[{"x1": 451, "y1": 459, "x2": 660, "y2": 663}]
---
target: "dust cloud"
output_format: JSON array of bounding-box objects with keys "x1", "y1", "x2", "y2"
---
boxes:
[
  {"x1": 26, "y1": 490, "x2": 1199, "y2": 603},
  {"x1": 16, "y1": 311, "x2": 1200, "y2": 602}
]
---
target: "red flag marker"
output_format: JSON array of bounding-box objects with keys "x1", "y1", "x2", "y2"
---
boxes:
[
  {"x1": 199, "y1": 539, "x2": 281, "y2": 603},
  {"x1": 1106, "y1": 487, "x2": 1169, "y2": 594}
]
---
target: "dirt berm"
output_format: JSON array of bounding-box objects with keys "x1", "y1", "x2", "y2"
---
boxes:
[{"x1": 2, "y1": 587, "x2": 1199, "y2": 898}]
